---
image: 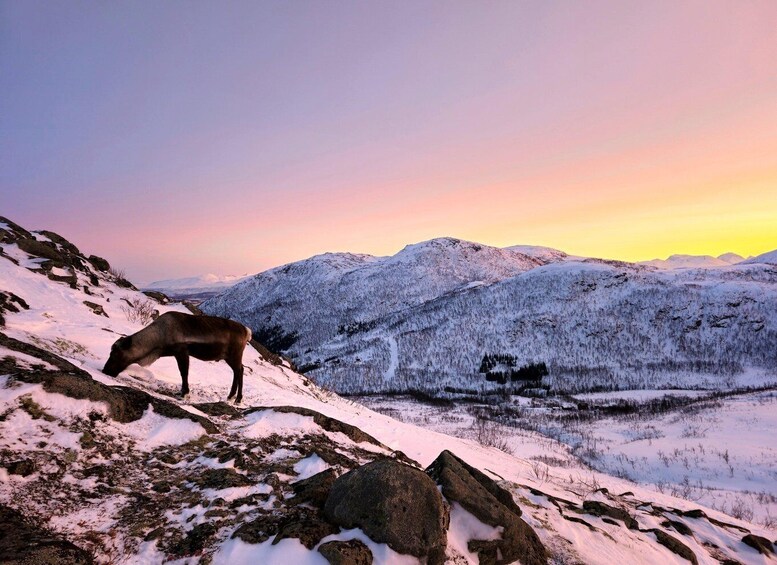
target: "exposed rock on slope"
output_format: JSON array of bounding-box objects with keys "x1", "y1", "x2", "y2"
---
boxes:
[
  {"x1": 324, "y1": 458, "x2": 450, "y2": 562},
  {"x1": 427, "y1": 450, "x2": 547, "y2": 565},
  {"x1": 0, "y1": 504, "x2": 93, "y2": 565}
]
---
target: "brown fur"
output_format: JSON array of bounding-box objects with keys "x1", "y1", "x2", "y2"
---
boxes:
[{"x1": 103, "y1": 312, "x2": 252, "y2": 403}]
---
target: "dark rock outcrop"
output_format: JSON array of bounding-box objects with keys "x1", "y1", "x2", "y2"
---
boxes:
[
  {"x1": 651, "y1": 529, "x2": 698, "y2": 564},
  {"x1": 83, "y1": 301, "x2": 108, "y2": 317},
  {"x1": 742, "y1": 533, "x2": 774, "y2": 555},
  {"x1": 272, "y1": 507, "x2": 339, "y2": 549},
  {"x1": 324, "y1": 458, "x2": 449, "y2": 562},
  {"x1": 290, "y1": 468, "x2": 338, "y2": 508},
  {"x1": 0, "y1": 291, "x2": 29, "y2": 327},
  {"x1": 6, "y1": 459, "x2": 36, "y2": 477},
  {"x1": 319, "y1": 539, "x2": 373, "y2": 565},
  {"x1": 426, "y1": 450, "x2": 547, "y2": 565},
  {"x1": 0, "y1": 504, "x2": 93, "y2": 564},
  {"x1": 191, "y1": 468, "x2": 252, "y2": 490},
  {"x1": 87, "y1": 255, "x2": 110, "y2": 272},
  {"x1": 582, "y1": 500, "x2": 638, "y2": 529}
]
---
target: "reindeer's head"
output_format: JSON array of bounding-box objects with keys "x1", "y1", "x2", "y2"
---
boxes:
[{"x1": 102, "y1": 336, "x2": 134, "y2": 376}]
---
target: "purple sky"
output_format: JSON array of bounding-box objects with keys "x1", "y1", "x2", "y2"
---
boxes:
[{"x1": 3, "y1": 1, "x2": 776, "y2": 284}]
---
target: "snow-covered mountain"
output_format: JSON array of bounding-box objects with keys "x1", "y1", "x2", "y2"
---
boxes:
[
  {"x1": 743, "y1": 248, "x2": 777, "y2": 265},
  {"x1": 143, "y1": 273, "x2": 252, "y2": 301},
  {"x1": 639, "y1": 253, "x2": 745, "y2": 269},
  {"x1": 203, "y1": 238, "x2": 777, "y2": 396},
  {"x1": 2, "y1": 217, "x2": 775, "y2": 563}
]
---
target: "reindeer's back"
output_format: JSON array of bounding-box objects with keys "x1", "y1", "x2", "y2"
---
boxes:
[{"x1": 156, "y1": 312, "x2": 250, "y2": 346}]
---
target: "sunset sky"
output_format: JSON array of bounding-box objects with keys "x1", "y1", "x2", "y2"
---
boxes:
[{"x1": 3, "y1": 1, "x2": 777, "y2": 283}]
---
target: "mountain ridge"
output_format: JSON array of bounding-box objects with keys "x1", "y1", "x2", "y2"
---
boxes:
[{"x1": 202, "y1": 238, "x2": 777, "y2": 397}]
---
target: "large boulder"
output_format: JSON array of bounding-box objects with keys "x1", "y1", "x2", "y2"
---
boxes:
[
  {"x1": 0, "y1": 504, "x2": 93, "y2": 564},
  {"x1": 323, "y1": 458, "x2": 449, "y2": 562},
  {"x1": 426, "y1": 450, "x2": 547, "y2": 565}
]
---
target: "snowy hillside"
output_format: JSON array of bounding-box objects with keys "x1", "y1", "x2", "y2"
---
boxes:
[
  {"x1": 202, "y1": 238, "x2": 777, "y2": 397},
  {"x1": 3, "y1": 218, "x2": 775, "y2": 563},
  {"x1": 744, "y1": 249, "x2": 777, "y2": 265}
]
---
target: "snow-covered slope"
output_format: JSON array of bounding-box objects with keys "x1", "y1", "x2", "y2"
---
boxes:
[
  {"x1": 203, "y1": 240, "x2": 777, "y2": 396},
  {"x1": 744, "y1": 249, "x2": 777, "y2": 265},
  {"x1": 203, "y1": 238, "x2": 550, "y2": 356},
  {"x1": 4, "y1": 217, "x2": 774, "y2": 563}
]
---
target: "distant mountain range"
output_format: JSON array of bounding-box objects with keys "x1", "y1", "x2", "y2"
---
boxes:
[
  {"x1": 638, "y1": 253, "x2": 746, "y2": 269},
  {"x1": 201, "y1": 238, "x2": 777, "y2": 397},
  {"x1": 143, "y1": 273, "x2": 252, "y2": 301}
]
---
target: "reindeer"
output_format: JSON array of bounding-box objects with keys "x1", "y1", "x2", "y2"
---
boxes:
[{"x1": 103, "y1": 312, "x2": 252, "y2": 403}]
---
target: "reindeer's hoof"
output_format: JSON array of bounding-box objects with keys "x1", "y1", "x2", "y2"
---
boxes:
[{"x1": 234, "y1": 397, "x2": 242, "y2": 405}]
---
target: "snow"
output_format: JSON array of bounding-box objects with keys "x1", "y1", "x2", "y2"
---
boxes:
[
  {"x1": 240, "y1": 409, "x2": 320, "y2": 439},
  {"x1": 2, "y1": 243, "x2": 47, "y2": 268},
  {"x1": 504, "y1": 244, "x2": 567, "y2": 262},
  {"x1": 214, "y1": 537, "x2": 329, "y2": 565},
  {"x1": 213, "y1": 528, "x2": 420, "y2": 565},
  {"x1": 293, "y1": 454, "x2": 330, "y2": 480},
  {"x1": 0, "y1": 346, "x2": 58, "y2": 371},
  {"x1": 118, "y1": 405, "x2": 205, "y2": 450},
  {"x1": 447, "y1": 502, "x2": 503, "y2": 563}
]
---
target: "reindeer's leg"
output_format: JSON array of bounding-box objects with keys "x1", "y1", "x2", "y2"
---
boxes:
[
  {"x1": 227, "y1": 353, "x2": 244, "y2": 403},
  {"x1": 236, "y1": 364, "x2": 244, "y2": 404},
  {"x1": 227, "y1": 361, "x2": 238, "y2": 400},
  {"x1": 175, "y1": 351, "x2": 190, "y2": 397}
]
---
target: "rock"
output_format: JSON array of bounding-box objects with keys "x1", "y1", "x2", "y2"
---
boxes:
[
  {"x1": 233, "y1": 513, "x2": 281, "y2": 544},
  {"x1": 661, "y1": 519, "x2": 694, "y2": 536},
  {"x1": 324, "y1": 458, "x2": 448, "y2": 562},
  {"x1": 6, "y1": 459, "x2": 36, "y2": 477},
  {"x1": 426, "y1": 450, "x2": 547, "y2": 565},
  {"x1": 169, "y1": 522, "x2": 217, "y2": 557},
  {"x1": 0, "y1": 504, "x2": 93, "y2": 564},
  {"x1": 290, "y1": 468, "x2": 338, "y2": 507},
  {"x1": 319, "y1": 539, "x2": 373, "y2": 565},
  {"x1": 742, "y1": 534, "x2": 774, "y2": 555},
  {"x1": 651, "y1": 529, "x2": 698, "y2": 564},
  {"x1": 87, "y1": 255, "x2": 110, "y2": 272},
  {"x1": 0, "y1": 291, "x2": 29, "y2": 327},
  {"x1": 192, "y1": 468, "x2": 252, "y2": 490},
  {"x1": 142, "y1": 290, "x2": 170, "y2": 304},
  {"x1": 83, "y1": 301, "x2": 108, "y2": 317},
  {"x1": 16, "y1": 237, "x2": 67, "y2": 264},
  {"x1": 582, "y1": 500, "x2": 638, "y2": 529},
  {"x1": 273, "y1": 507, "x2": 339, "y2": 549},
  {"x1": 38, "y1": 230, "x2": 81, "y2": 256}
]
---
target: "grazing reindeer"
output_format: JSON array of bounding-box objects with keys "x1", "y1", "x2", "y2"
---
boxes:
[{"x1": 103, "y1": 312, "x2": 252, "y2": 403}]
